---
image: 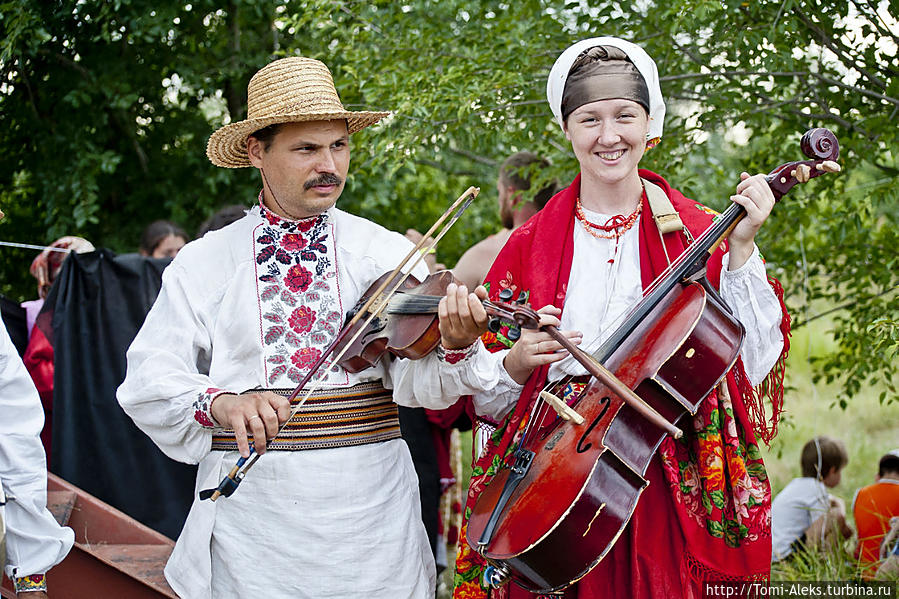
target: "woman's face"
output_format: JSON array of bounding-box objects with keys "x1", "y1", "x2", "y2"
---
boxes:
[
  {"x1": 152, "y1": 234, "x2": 187, "y2": 259},
  {"x1": 564, "y1": 98, "x2": 650, "y2": 188}
]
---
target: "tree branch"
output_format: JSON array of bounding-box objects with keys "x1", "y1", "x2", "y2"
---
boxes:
[
  {"x1": 791, "y1": 5, "x2": 888, "y2": 91},
  {"x1": 448, "y1": 146, "x2": 498, "y2": 167},
  {"x1": 39, "y1": 48, "x2": 148, "y2": 173},
  {"x1": 793, "y1": 285, "x2": 899, "y2": 329},
  {"x1": 849, "y1": 0, "x2": 899, "y2": 48},
  {"x1": 225, "y1": 0, "x2": 244, "y2": 121}
]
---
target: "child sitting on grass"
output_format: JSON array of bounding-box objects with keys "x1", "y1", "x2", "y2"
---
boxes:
[{"x1": 771, "y1": 436, "x2": 853, "y2": 562}]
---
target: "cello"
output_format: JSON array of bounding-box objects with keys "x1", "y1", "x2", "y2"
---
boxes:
[{"x1": 466, "y1": 128, "x2": 841, "y2": 593}]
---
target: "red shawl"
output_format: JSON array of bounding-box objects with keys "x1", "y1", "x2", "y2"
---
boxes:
[{"x1": 453, "y1": 170, "x2": 790, "y2": 598}]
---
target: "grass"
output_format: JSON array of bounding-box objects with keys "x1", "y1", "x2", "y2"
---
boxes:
[
  {"x1": 763, "y1": 317, "x2": 899, "y2": 584},
  {"x1": 760, "y1": 318, "x2": 898, "y2": 502},
  {"x1": 436, "y1": 317, "x2": 899, "y2": 593}
]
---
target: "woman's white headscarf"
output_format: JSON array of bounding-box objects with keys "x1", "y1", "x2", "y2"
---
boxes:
[{"x1": 546, "y1": 36, "x2": 666, "y2": 144}]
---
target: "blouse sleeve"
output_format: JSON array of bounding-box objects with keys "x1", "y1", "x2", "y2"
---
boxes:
[
  {"x1": 720, "y1": 245, "x2": 785, "y2": 385},
  {"x1": 388, "y1": 341, "x2": 523, "y2": 421},
  {"x1": 0, "y1": 319, "x2": 74, "y2": 581},
  {"x1": 117, "y1": 262, "x2": 234, "y2": 464}
]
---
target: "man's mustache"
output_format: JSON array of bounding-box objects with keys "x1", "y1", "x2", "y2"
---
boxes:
[{"x1": 304, "y1": 173, "x2": 343, "y2": 190}]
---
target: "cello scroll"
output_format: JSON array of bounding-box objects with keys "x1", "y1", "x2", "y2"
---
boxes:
[{"x1": 766, "y1": 128, "x2": 840, "y2": 199}]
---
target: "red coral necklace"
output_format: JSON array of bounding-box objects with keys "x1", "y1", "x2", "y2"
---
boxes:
[{"x1": 575, "y1": 188, "x2": 645, "y2": 263}]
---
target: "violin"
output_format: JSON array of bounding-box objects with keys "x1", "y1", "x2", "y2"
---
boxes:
[
  {"x1": 466, "y1": 129, "x2": 842, "y2": 593},
  {"x1": 200, "y1": 186, "x2": 521, "y2": 502},
  {"x1": 338, "y1": 270, "x2": 540, "y2": 373}
]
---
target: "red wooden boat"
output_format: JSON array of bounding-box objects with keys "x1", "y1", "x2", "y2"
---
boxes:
[{"x1": 2, "y1": 474, "x2": 176, "y2": 598}]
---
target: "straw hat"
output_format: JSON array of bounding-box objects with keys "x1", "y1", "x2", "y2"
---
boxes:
[{"x1": 206, "y1": 57, "x2": 389, "y2": 168}]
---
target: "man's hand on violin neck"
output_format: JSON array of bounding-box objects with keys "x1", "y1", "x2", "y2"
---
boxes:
[
  {"x1": 210, "y1": 391, "x2": 291, "y2": 457},
  {"x1": 727, "y1": 172, "x2": 776, "y2": 270},
  {"x1": 438, "y1": 282, "x2": 489, "y2": 350},
  {"x1": 502, "y1": 305, "x2": 582, "y2": 385}
]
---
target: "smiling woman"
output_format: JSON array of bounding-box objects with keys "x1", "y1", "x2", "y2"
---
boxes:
[
  {"x1": 563, "y1": 99, "x2": 650, "y2": 212},
  {"x1": 434, "y1": 36, "x2": 794, "y2": 599}
]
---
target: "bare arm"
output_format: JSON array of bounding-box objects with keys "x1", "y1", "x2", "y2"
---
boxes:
[{"x1": 452, "y1": 232, "x2": 508, "y2": 290}]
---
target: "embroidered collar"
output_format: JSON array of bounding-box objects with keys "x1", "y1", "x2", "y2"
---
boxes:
[{"x1": 257, "y1": 190, "x2": 329, "y2": 233}]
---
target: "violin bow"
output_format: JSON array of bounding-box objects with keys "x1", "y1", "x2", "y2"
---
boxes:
[
  {"x1": 200, "y1": 186, "x2": 479, "y2": 501},
  {"x1": 0, "y1": 241, "x2": 72, "y2": 253}
]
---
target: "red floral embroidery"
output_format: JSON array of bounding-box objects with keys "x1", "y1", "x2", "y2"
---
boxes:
[
  {"x1": 254, "y1": 200, "x2": 342, "y2": 387},
  {"x1": 291, "y1": 347, "x2": 322, "y2": 370},
  {"x1": 14, "y1": 573, "x2": 46, "y2": 592},
  {"x1": 498, "y1": 270, "x2": 517, "y2": 295},
  {"x1": 269, "y1": 364, "x2": 288, "y2": 384},
  {"x1": 194, "y1": 410, "x2": 214, "y2": 427},
  {"x1": 280, "y1": 233, "x2": 307, "y2": 252},
  {"x1": 284, "y1": 264, "x2": 312, "y2": 293},
  {"x1": 288, "y1": 305, "x2": 316, "y2": 334},
  {"x1": 264, "y1": 325, "x2": 285, "y2": 344}
]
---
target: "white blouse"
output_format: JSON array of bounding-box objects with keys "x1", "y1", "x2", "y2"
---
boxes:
[
  {"x1": 393, "y1": 214, "x2": 784, "y2": 423},
  {"x1": 0, "y1": 317, "x2": 74, "y2": 581},
  {"x1": 117, "y1": 205, "x2": 435, "y2": 599}
]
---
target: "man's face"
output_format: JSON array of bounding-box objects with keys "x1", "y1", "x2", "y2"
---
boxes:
[{"x1": 247, "y1": 120, "x2": 350, "y2": 219}]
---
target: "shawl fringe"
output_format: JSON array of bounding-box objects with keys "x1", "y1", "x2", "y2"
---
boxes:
[{"x1": 732, "y1": 275, "x2": 791, "y2": 445}]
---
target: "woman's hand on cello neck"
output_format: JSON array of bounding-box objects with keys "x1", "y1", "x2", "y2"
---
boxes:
[
  {"x1": 501, "y1": 305, "x2": 583, "y2": 384},
  {"x1": 726, "y1": 171, "x2": 777, "y2": 270}
]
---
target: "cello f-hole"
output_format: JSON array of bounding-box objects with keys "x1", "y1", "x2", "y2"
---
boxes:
[{"x1": 576, "y1": 396, "x2": 611, "y2": 454}]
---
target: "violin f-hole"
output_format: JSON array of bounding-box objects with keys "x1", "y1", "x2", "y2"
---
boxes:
[{"x1": 576, "y1": 396, "x2": 611, "y2": 454}]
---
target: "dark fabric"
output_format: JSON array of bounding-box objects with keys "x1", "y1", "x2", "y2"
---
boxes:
[
  {"x1": 0, "y1": 295, "x2": 28, "y2": 357},
  {"x1": 561, "y1": 46, "x2": 650, "y2": 119},
  {"x1": 398, "y1": 405, "x2": 441, "y2": 564},
  {"x1": 36, "y1": 249, "x2": 196, "y2": 539}
]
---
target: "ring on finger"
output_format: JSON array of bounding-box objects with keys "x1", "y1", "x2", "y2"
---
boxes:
[{"x1": 248, "y1": 415, "x2": 262, "y2": 423}]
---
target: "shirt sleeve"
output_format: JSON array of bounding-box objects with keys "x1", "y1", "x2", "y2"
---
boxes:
[
  {"x1": 389, "y1": 341, "x2": 523, "y2": 421},
  {"x1": 0, "y1": 318, "x2": 74, "y2": 580},
  {"x1": 117, "y1": 262, "x2": 234, "y2": 464},
  {"x1": 720, "y1": 245, "x2": 785, "y2": 385}
]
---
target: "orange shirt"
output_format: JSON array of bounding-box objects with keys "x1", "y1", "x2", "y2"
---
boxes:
[{"x1": 853, "y1": 479, "x2": 899, "y2": 576}]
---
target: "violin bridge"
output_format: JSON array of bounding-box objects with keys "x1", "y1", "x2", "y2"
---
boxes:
[{"x1": 539, "y1": 391, "x2": 585, "y2": 425}]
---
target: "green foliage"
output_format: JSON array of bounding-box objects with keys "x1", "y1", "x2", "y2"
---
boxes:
[{"x1": 1, "y1": 0, "x2": 897, "y2": 403}]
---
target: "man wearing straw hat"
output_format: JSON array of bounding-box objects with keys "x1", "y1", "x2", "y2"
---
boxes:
[{"x1": 118, "y1": 57, "x2": 466, "y2": 597}]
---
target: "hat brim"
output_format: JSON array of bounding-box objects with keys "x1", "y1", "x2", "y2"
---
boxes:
[{"x1": 206, "y1": 110, "x2": 390, "y2": 168}]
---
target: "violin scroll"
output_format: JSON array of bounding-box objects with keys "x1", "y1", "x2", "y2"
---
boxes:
[{"x1": 766, "y1": 128, "x2": 841, "y2": 200}]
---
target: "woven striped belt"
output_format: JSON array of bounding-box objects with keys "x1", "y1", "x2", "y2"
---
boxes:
[{"x1": 210, "y1": 381, "x2": 400, "y2": 451}]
